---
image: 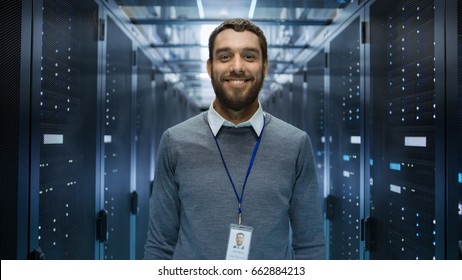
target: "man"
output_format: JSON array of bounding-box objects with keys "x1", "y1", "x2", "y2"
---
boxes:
[
  {"x1": 234, "y1": 232, "x2": 245, "y2": 249},
  {"x1": 144, "y1": 18, "x2": 325, "y2": 260}
]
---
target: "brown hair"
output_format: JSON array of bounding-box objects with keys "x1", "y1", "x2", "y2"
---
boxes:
[{"x1": 208, "y1": 18, "x2": 268, "y2": 63}]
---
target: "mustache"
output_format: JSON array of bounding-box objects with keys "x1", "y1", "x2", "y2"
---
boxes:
[{"x1": 223, "y1": 73, "x2": 253, "y2": 80}]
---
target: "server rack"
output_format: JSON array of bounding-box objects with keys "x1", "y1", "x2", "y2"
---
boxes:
[
  {"x1": 134, "y1": 49, "x2": 155, "y2": 260},
  {"x1": 29, "y1": 0, "x2": 99, "y2": 259},
  {"x1": 101, "y1": 15, "x2": 134, "y2": 260},
  {"x1": 305, "y1": 50, "x2": 327, "y2": 218},
  {"x1": 262, "y1": 89, "x2": 276, "y2": 117},
  {"x1": 282, "y1": 83, "x2": 293, "y2": 124},
  {"x1": 291, "y1": 72, "x2": 305, "y2": 130},
  {"x1": 153, "y1": 73, "x2": 166, "y2": 153},
  {"x1": 265, "y1": 83, "x2": 293, "y2": 124},
  {"x1": 446, "y1": 0, "x2": 462, "y2": 259},
  {"x1": 327, "y1": 16, "x2": 362, "y2": 260},
  {"x1": 0, "y1": 0, "x2": 32, "y2": 260},
  {"x1": 367, "y1": 0, "x2": 445, "y2": 259},
  {"x1": 456, "y1": 0, "x2": 462, "y2": 259}
]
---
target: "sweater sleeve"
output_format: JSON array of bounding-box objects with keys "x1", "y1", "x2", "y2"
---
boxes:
[
  {"x1": 289, "y1": 133, "x2": 326, "y2": 260},
  {"x1": 144, "y1": 130, "x2": 180, "y2": 259}
]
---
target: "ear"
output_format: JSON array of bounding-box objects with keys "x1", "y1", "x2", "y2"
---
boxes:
[
  {"x1": 206, "y1": 59, "x2": 212, "y2": 78},
  {"x1": 263, "y1": 60, "x2": 269, "y2": 77}
]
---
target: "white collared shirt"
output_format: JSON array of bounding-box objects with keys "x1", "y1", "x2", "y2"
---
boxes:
[{"x1": 207, "y1": 100, "x2": 265, "y2": 137}]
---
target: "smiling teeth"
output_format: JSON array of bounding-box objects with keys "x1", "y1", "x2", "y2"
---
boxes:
[{"x1": 230, "y1": 80, "x2": 245, "y2": 84}]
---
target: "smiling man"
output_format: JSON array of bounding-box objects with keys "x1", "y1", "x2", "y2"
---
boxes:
[
  {"x1": 207, "y1": 24, "x2": 266, "y2": 122},
  {"x1": 144, "y1": 18, "x2": 326, "y2": 260}
]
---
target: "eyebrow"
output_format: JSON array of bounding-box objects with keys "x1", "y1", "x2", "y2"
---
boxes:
[
  {"x1": 242, "y1": 47, "x2": 260, "y2": 54},
  {"x1": 214, "y1": 47, "x2": 261, "y2": 54}
]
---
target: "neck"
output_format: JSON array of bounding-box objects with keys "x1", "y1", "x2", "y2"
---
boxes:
[{"x1": 213, "y1": 100, "x2": 259, "y2": 124}]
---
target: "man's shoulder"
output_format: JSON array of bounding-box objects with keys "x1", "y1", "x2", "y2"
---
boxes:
[
  {"x1": 165, "y1": 112, "x2": 208, "y2": 138},
  {"x1": 265, "y1": 113, "x2": 307, "y2": 138}
]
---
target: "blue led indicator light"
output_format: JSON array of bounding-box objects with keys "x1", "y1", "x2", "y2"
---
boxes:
[
  {"x1": 458, "y1": 172, "x2": 462, "y2": 184},
  {"x1": 343, "y1": 155, "x2": 350, "y2": 161},
  {"x1": 390, "y1": 163, "x2": 401, "y2": 171}
]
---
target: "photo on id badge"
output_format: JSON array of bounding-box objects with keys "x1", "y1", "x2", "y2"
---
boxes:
[{"x1": 226, "y1": 224, "x2": 252, "y2": 260}]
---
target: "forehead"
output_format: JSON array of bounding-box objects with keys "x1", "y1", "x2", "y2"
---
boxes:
[{"x1": 213, "y1": 29, "x2": 261, "y2": 53}]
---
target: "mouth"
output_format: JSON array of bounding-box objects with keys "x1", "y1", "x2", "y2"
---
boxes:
[{"x1": 224, "y1": 78, "x2": 251, "y2": 88}]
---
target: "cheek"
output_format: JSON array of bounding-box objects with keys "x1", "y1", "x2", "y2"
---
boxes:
[
  {"x1": 250, "y1": 65, "x2": 265, "y2": 78},
  {"x1": 211, "y1": 66, "x2": 225, "y2": 81}
]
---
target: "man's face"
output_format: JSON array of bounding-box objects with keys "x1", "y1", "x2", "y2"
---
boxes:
[
  {"x1": 207, "y1": 29, "x2": 268, "y2": 112},
  {"x1": 236, "y1": 233, "x2": 244, "y2": 246}
]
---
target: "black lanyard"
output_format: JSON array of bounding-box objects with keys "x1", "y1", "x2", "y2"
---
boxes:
[{"x1": 212, "y1": 116, "x2": 265, "y2": 225}]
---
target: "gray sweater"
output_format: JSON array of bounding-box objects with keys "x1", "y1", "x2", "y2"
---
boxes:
[{"x1": 144, "y1": 112, "x2": 325, "y2": 259}]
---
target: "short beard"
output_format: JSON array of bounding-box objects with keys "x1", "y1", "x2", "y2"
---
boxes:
[{"x1": 210, "y1": 71, "x2": 264, "y2": 112}]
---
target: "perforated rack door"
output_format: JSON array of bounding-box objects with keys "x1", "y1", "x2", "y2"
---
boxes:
[
  {"x1": 0, "y1": 0, "x2": 29, "y2": 260},
  {"x1": 328, "y1": 17, "x2": 361, "y2": 260},
  {"x1": 134, "y1": 49, "x2": 154, "y2": 260},
  {"x1": 369, "y1": 0, "x2": 437, "y2": 259},
  {"x1": 457, "y1": 0, "x2": 462, "y2": 259},
  {"x1": 102, "y1": 16, "x2": 133, "y2": 260},
  {"x1": 37, "y1": 0, "x2": 98, "y2": 259},
  {"x1": 305, "y1": 50, "x2": 326, "y2": 207},
  {"x1": 449, "y1": 0, "x2": 462, "y2": 259}
]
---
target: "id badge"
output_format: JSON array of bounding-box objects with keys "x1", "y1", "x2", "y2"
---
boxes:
[{"x1": 225, "y1": 224, "x2": 253, "y2": 260}]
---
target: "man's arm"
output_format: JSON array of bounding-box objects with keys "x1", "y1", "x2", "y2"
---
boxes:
[
  {"x1": 144, "y1": 130, "x2": 180, "y2": 259},
  {"x1": 289, "y1": 133, "x2": 326, "y2": 260}
]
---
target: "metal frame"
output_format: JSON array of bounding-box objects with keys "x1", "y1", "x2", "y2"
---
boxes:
[
  {"x1": 325, "y1": 12, "x2": 364, "y2": 260},
  {"x1": 445, "y1": 0, "x2": 462, "y2": 260},
  {"x1": 28, "y1": 0, "x2": 44, "y2": 258},
  {"x1": 434, "y1": 0, "x2": 448, "y2": 260}
]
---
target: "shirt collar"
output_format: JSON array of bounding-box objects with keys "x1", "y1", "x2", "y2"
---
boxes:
[{"x1": 207, "y1": 100, "x2": 265, "y2": 137}]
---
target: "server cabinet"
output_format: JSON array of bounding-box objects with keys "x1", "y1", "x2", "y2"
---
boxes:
[
  {"x1": 456, "y1": 0, "x2": 462, "y2": 259},
  {"x1": 368, "y1": 0, "x2": 443, "y2": 259},
  {"x1": 292, "y1": 72, "x2": 305, "y2": 130},
  {"x1": 29, "y1": 0, "x2": 99, "y2": 259},
  {"x1": 328, "y1": 17, "x2": 362, "y2": 260},
  {"x1": 281, "y1": 83, "x2": 293, "y2": 123},
  {"x1": 264, "y1": 84, "x2": 292, "y2": 123},
  {"x1": 305, "y1": 51, "x2": 327, "y2": 210},
  {"x1": 262, "y1": 90, "x2": 277, "y2": 117},
  {"x1": 134, "y1": 49, "x2": 154, "y2": 259},
  {"x1": 446, "y1": 0, "x2": 462, "y2": 259},
  {"x1": 153, "y1": 73, "x2": 166, "y2": 153},
  {"x1": 102, "y1": 16, "x2": 134, "y2": 259},
  {"x1": 0, "y1": 0, "x2": 32, "y2": 260}
]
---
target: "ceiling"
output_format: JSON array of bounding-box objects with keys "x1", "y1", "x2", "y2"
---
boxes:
[{"x1": 115, "y1": 0, "x2": 350, "y2": 108}]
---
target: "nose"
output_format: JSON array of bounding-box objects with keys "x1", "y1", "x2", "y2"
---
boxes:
[{"x1": 230, "y1": 56, "x2": 244, "y2": 74}]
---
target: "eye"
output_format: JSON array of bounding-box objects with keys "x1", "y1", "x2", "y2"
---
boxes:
[
  {"x1": 218, "y1": 54, "x2": 231, "y2": 62},
  {"x1": 243, "y1": 53, "x2": 257, "y2": 61}
]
